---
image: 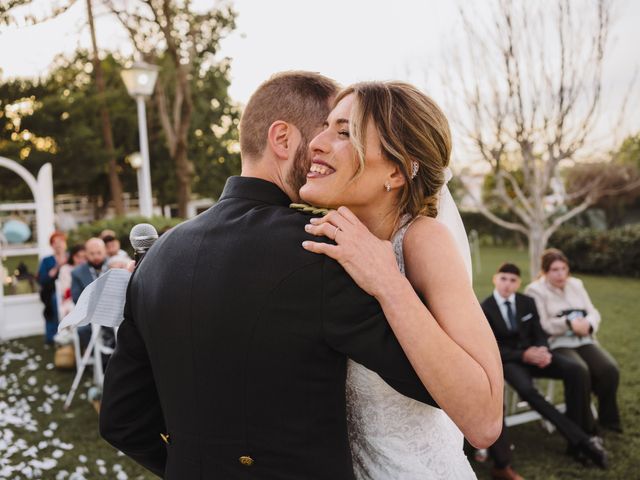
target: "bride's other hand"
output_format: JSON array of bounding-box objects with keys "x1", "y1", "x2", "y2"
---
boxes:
[{"x1": 302, "y1": 206, "x2": 404, "y2": 298}]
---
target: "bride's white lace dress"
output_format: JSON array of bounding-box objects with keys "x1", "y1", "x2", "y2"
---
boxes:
[{"x1": 346, "y1": 218, "x2": 476, "y2": 479}]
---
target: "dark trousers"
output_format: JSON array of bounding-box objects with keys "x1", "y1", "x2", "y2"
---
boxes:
[
  {"x1": 554, "y1": 344, "x2": 621, "y2": 428},
  {"x1": 489, "y1": 354, "x2": 594, "y2": 468}
]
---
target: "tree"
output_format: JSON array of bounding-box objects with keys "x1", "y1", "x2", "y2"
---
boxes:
[
  {"x1": 86, "y1": 0, "x2": 124, "y2": 214},
  {"x1": 0, "y1": 52, "x2": 139, "y2": 211},
  {"x1": 105, "y1": 0, "x2": 237, "y2": 217},
  {"x1": 0, "y1": 49, "x2": 240, "y2": 212},
  {"x1": 2, "y1": 1, "x2": 240, "y2": 216},
  {"x1": 1, "y1": 0, "x2": 126, "y2": 213},
  {"x1": 564, "y1": 138, "x2": 640, "y2": 228},
  {"x1": 447, "y1": 0, "x2": 638, "y2": 278}
]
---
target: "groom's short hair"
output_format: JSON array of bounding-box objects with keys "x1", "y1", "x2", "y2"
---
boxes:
[{"x1": 239, "y1": 71, "x2": 338, "y2": 161}]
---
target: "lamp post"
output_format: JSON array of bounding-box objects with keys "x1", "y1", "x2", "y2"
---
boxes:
[
  {"x1": 126, "y1": 152, "x2": 143, "y2": 213},
  {"x1": 120, "y1": 61, "x2": 159, "y2": 218}
]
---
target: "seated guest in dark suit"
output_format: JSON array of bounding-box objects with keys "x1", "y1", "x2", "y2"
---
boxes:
[
  {"x1": 71, "y1": 237, "x2": 109, "y2": 348},
  {"x1": 71, "y1": 237, "x2": 108, "y2": 303},
  {"x1": 481, "y1": 263, "x2": 607, "y2": 479}
]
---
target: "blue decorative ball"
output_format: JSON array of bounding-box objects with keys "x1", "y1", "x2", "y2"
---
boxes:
[{"x1": 2, "y1": 220, "x2": 32, "y2": 244}]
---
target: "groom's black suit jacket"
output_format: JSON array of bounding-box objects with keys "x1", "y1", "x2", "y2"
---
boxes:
[{"x1": 100, "y1": 176, "x2": 436, "y2": 480}]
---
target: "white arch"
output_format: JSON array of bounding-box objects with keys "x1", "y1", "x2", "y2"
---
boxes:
[{"x1": 0, "y1": 157, "x2": 55, "y2": 259}]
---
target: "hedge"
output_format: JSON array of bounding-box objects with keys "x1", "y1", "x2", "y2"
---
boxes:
[
  {"x1": 549, "y1": 224, "x2": 640, "y2": 277},
  {"x1": 66, "y1": 216, "x2": 184, "y2": 255}
]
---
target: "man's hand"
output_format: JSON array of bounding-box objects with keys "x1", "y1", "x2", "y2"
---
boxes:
[
  {"x1": 570, "y1": 317, "x2": 591, "y2": 337},
  {"x1": 522, "y1": 346, "x2": 552, "y2": 368}
]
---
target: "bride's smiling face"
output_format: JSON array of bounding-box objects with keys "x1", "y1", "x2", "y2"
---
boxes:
[{"x1": 299, "y1": 94, "x2": 400, "y2": 212}]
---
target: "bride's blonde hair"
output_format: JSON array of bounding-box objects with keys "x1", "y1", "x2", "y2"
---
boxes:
[{"x1": 335, "y1": 81, "x2": 451, "y2": 218}]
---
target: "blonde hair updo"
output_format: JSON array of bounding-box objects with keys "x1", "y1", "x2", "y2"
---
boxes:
[{"x1": 336, "y1": 81, "x2": 452, "y2": 218}]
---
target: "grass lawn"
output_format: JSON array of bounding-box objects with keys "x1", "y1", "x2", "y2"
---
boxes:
[{"x1": 0, "y1": 246, "x2": 637, "y2": 479}]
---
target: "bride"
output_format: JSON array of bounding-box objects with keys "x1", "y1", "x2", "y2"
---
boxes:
[{"x1": 299, "y1": 81, "x2": 504, "y2": 479}]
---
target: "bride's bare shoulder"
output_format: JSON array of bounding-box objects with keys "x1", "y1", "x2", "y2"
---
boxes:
[
  {"x1": 404, "y1": 215, "x2": 455, "y2": 252},
  {"x1": 402, "y1": 216, "x2": 468, "y2": 290}
]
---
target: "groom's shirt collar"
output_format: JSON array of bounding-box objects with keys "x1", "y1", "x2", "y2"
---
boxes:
[{"x1": 219, "y1": 176, "x2": 292, "y2": 207}]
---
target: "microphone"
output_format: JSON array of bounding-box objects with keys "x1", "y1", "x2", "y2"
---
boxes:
[{"x1": 129, "y1": 223, "x2": 159, "y2": 264}]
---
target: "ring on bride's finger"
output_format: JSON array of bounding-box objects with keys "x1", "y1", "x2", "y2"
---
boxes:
[{"x1": 333, "y1": 225, "x2": 341, "y2": 240}]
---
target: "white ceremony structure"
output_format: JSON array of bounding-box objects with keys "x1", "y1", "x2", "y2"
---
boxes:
[{"x1": 0, "y1": 157, "x2": 55, "y2": 340}]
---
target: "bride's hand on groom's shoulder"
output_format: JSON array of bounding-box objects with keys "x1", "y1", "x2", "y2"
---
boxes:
[{"x1": 302, "y1": 206, "x2": 405, "y2": 298}]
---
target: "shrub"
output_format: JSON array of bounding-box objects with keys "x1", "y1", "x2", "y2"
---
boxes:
[
  {"x1": 66, "y1": 216, "x2": 184, "y2": 254},
  {"x1": 549, "y1": 224, "x2": 640, "y2": 277}
]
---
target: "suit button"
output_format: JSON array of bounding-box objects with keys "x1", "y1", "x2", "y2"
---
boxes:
[{"x1": 239, "y1": 455, "x2": 254, "y2": 466}]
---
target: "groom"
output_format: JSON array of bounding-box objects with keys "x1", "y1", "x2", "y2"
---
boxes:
[{"x1": 100, "y1": 71, "x2": 436, "y2": 479}]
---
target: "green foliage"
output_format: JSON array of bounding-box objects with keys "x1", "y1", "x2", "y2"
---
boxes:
[
  {"x1": 564, "y1": 160, "x2": 640, "y2": 228},
  {"x1": 549, "y1": 224, "x2": 640, "y2": 277},
  {"x1": 149, "y1": 53, "x2": 241, "y2": 204},
  {"x1": 0, "y1": 49, "x2": 241, "y2": 207},
  {"x1": 189, "y1": 58, "x2": 241, "y2": 201},
  {"x1": 0, "y1": 52, "x2": 139, "y2": 204},
  {"x1": 615, "y1": 132, "x2": 640, "y2": 170},
  {"x1": 66, "y1": 216, "x2": 184, "y2": 254}
]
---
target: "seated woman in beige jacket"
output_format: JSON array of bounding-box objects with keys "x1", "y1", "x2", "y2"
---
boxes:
[{"x1": 525, "y1": 248, "x2": 622, "y2": 433}]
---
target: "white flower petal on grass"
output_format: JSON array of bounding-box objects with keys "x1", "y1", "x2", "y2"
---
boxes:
[
  {"x1": 99, "y1": 466, "x2": 107, "y2": 475},
  {"x1": 52, "y1": 449, "x2": 64, "y2": 458},
  {"x1": 22, "y1": 445, "x2": 38, "y2": 457},
  {"x1": 37, "y1": 440, "x2": 48, "y2": 449},
  {"x1": 116, "y1": 470, "x2": 128, "y2": 480},
  {"x1": 0, "y1": 467, "x2": 14, "y2": 477},
  {"x1": 20, "y1": 465, "x2": 34, "y2": 478},
  {"x1": 78, "y1": 454, "x2": 87, "y2": 463},
  {"x1": 55, "y1": 471, "x2": 69, "y2": 480},
  {"x1": 30, "y1": 458, "x2": 57, "y2": 470}
]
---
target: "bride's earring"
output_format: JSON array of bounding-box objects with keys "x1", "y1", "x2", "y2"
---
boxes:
[{"x1": 384, "y1": 181, "x2": 391, "y2": 192}]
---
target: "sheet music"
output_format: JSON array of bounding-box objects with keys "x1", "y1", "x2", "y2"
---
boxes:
[{"x1": 58, "y1": 269, "x2": 131, "y2": 331}]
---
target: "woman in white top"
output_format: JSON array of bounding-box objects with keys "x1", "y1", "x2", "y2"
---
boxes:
[
  {"x1": 57, "y1": 244, "x2": 87, "y2": 320},
  {"x1": 300, "y1": 81, "x2": 504, "y2": 479},
  {"x1": 525, "y1": 248, "x2": 622, "y2": 433}
]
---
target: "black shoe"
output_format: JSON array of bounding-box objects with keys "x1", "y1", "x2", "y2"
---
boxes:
[
  {"x1": 578, "y1": 436, "x2": 608, "y2": 469},
  {"x1": 600, "y1": 422, "x2": 623, "y2": 434},
  {"x1": 566, "y1": 444, "x2": 588, "y2": 467}
]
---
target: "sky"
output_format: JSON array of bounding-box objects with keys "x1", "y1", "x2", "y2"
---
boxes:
[{"x1": 1, "y1": 0, "x2": 639, "y2": 167}]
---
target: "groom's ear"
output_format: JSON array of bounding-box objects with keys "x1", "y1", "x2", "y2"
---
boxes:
[
  {"x1": 267, "y1": 121, "x2": 292, "y2": 160},
  {"x1": 388, "y1": 164, "x2": 407, "y2": 189}
]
